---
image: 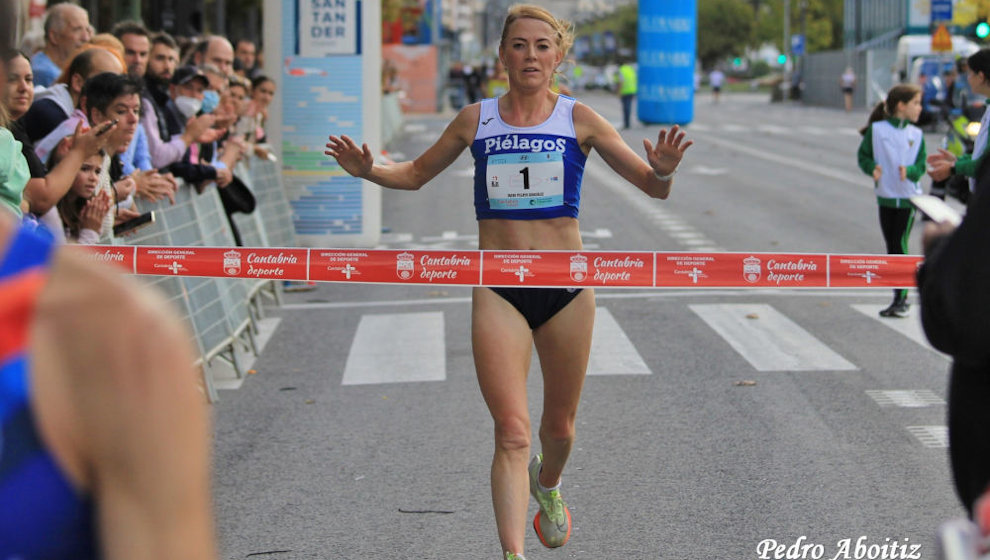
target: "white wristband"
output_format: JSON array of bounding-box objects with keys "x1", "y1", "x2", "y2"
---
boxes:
[{"x1": 653, "y1": 166, "x2": 678, "y2": 182}]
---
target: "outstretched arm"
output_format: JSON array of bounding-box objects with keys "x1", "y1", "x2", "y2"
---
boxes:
[
  {"x1": 325, "y1": 104, "x2": 479, "y2": 191},
  {"x1": 575, "y1": 102, "x2": 693, "y2": 199}
]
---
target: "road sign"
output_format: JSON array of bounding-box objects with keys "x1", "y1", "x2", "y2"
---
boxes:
[
  {"x1": 791, "y1": 34, "x2": 804, "y2": 56},
  {"x1": 932, "y1": 22, "x2": 953, "y2": 52},
  {"x1": 932, "y1": 0, "x2": 953, "y2": 22}
]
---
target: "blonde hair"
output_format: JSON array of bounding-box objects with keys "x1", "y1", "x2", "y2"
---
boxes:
[
  {"x1": 89, "y1": 34, "x2": 126, "y2": 62},
  {"x1": 500, "y1": 4, "x2": 574, "y2": 58}
]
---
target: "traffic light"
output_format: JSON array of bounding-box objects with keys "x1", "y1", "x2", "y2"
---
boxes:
[
  {"x1": 977, "y1": 21, "x2": 990, "y2": 38},
  {"x1": 777, "y1": 54, "x2": 787, "y2": 64}
]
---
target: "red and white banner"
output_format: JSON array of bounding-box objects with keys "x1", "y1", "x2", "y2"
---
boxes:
[{"x1": 73, "y1": 246, "x2": 924, "y2": 289}]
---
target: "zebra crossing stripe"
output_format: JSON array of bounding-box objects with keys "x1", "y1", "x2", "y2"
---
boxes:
[
  {"x1": 906, "y1": 425, "x2": 949, "y2": 448},
  {"x1": 342, "y1": 312, "x2": 446, "y2": 385},
  {"x1": 587, "y1": 307, "x2": 651, "y2": 376},
  {"x1": 866, "y1": 390, "x2": 945, "y2": 408},
  {"x1": 689, "y1": 304, "x2": 857, "y2": 372},
  {"x1": 850, "y1": 304, "x2": 945, "y2": 356}
]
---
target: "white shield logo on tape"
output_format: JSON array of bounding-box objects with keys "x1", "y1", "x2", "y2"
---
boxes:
[
  {"x1": 570, "y1": 254, "x2": 587, "y2": 282},
  {"x1": 396, "y1": 252, "x2": 414, "y2": 280},
  {"x1": 743, "y1": 255, "x2": 761, "y2": 283},
  {"x1": 224, "y1": 250, "x2": 242, "y2": 276}
]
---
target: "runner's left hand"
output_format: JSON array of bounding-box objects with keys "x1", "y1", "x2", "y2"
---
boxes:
[{"x1": 643, "y1": 125, "x2": 693, "y2": 177}]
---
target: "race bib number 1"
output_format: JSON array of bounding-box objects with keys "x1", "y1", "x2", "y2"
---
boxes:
[{"x1": 486, "y1": 151, "x2": 564, "y2": 210}]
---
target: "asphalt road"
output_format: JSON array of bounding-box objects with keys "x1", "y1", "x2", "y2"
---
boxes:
[{"x1": 212, "y1": 91, "x2": 963, "y2": 560}]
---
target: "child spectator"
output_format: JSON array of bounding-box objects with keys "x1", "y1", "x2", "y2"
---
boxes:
[
  {"x1": 857, "y1": 84, "x2": 926, "y2": 317},
  {"x1": 53, "y1": 151, "x2": 111, "y2": 243}
]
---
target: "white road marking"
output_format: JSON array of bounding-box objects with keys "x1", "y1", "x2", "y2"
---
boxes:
[
  {"x1": 906, "y1": 425, "x2": 949, "y2": 448},
  {"x1": 584, "y1": 157, "x2": 726, "y2": 252},
  {"x1": 691, "y1": 165, "x2": 728, "y2": 176},
  {"x1": 866, "y1": 390, "x2": 945, "y2": 408},
  {"x1": 800, "y1": 126, "x2": 827, "y2": 136},
  {"x1": 378, "y1": 232, "x2": 414, "y2": 245},
  {"x1": 688, "y1": 129, "x2": 866, "y2": 187},
  {"x1": 850, "y1": 304, "x2": 945, "y2": 356},
  {"x1": 689, "y1": 303, "x2": 857, "y2": 371},
  {"x1": 757, "y1": 125, "x2": 789, "y2": 134},
  {"x1": 342, "y1": 312, "x2": 446, "y2": 385},
  {"x1": 588, "y1": 307, "x2": 651, "y2": 375}
]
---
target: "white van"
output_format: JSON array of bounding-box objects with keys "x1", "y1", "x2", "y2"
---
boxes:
[{"x1": 895, "y1": 34, "x2": 979, "y2": 82}]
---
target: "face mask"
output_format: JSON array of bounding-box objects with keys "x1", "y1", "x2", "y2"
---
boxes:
[
  {"x1": 201, "y1": 90, "x2": 220, "y2": 114},
  {"x1": 175, "y1": 95, "x2": 202, "y2": 119}
]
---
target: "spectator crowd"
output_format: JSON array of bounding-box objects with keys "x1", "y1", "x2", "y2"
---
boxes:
[{"x1": 0, "y1": 1, "x2": 277, "y2": 245}]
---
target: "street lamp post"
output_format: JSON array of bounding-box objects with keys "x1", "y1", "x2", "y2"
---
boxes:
[{"x1": 782, "y1": 0, "x2": 790, "y2": 99}]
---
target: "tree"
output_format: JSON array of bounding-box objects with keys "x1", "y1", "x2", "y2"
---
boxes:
[
  {"x1": 698, "y1": 0, "x2": 755, "y2": 69},
  {"x1": 754, "y1": 0, "x2": 844, "y2": 55}
]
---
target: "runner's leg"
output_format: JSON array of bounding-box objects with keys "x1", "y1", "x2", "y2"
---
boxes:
[
  {"x1": 472, "y1": 287, "x2": 535, "y2": 555},
  {"x1": 533, "y1": 289, "x2": 595, "y2": 487}
]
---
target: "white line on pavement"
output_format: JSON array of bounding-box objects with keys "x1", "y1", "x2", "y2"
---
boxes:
[
  {"x1": 688, "y1": 129, "x2": 866, "y2": 187},
  {"x1": 588, "y1": 307, "x2": 651, "y2": 375},
  {"x1": 689, "y1": 303, "x2": 858, "y2": 371},
  {"x1": 341, "y1": 312, "x2": 446, "y2": 385},
  {"x1": 850, "y1": 304, "x2": 946, "y2": 358}
]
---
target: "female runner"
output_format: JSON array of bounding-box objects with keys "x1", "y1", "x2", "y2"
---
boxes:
[{"x1": 325, "y1": 5, "x2": 692, "y2": 558}]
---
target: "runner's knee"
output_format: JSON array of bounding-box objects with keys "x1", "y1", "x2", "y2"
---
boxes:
[
  {"x1": 539, "y1": 415, "x2": 576, "y2": 444},
  {"x1": 493, "y1": 415, "x2": 531, "y2": 453}
]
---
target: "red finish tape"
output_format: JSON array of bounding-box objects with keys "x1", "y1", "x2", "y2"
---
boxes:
[{"x1": 73, "y1": 246, "x2": 923, "y2": 289}]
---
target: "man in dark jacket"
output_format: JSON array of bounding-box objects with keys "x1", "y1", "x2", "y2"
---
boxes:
[{"x1": 918, "y1": 161, "x2": 990, "y2": 524}]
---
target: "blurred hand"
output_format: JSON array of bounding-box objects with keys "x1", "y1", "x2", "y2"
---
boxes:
[
  {"x1": 927, "y1": 148, "x2": 957, "y2": 166},
  {"x1": 160, "y1": 171, "x2": 178, "y2": 189},
  {"x1": 134, "y1": 170, "x2": 177, "y2": 204},
  {"x1": 253, "y1": 145, "x2": 274, "y2": 160},
  {"x1": 212, "y1": 110, "x2": 237, "y2": 130},
  {"x1": 80, "y1": 191, "x2": 113, "y2": 232},
  {"x1": 899, "y1": 165, "x2": 907, "y2": 181},
  {"x1": 68, "y1": 120, "x2": 115, "y2": 157},
  {"x1": 922, "y1": 220, "x2": 957, "y2": 255},
  {"x1": 197, "y1": 127, "x2": 226, "y2": 144},
  {"x1": 872, "y1": 165, "x2": 882, "y2": 182},
  {"x1": 113, "y1": 176, "x2": 137, "y2": 200},
  {"x1": 223, "y1": 136, "x2": 247, "y2": 161},
  {"x1": 928, "y1": 160, "x2": 952, "y2": 182},
  {"x1": 114, "y1": 206, "x2": 141, "y2": 224},
  {"x1": 215, "y1": 166, "x2": 233, "y2": 188},
  {"x1": 184, "y1": 114, "x2": 217, "y2": 143},
  {"x1": 325, "y1": 134, "x2": 373, "y2": 178}
]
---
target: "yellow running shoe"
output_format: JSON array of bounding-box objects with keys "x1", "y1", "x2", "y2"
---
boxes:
[
  {"x1": 528, "y1": 453, "x2": 572, "y2": 548},
  {"x1": 504, "y1": 552, "x2": 526, "y2": 560}
]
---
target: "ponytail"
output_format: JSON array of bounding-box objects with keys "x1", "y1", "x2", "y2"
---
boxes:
[{"x1": 860, "y1": 101, "x2": 887, "y2": 135}]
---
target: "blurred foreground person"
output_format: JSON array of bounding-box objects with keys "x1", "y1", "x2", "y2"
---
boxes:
[{"x1": 0, "y1": 204, "x2": 216, "y2": 557}]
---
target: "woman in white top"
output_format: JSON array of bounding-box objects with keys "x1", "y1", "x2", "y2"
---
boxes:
[
  {"x1": 840, "y1": 66, "x2": 856, "y2": 112},
  {"x1": 326, "y1": 5, "x2": 692, "y2": 559}
]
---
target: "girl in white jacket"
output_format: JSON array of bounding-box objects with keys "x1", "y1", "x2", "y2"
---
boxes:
[{"x1": 857, "y1": 83, "x2": 926, "y2": 318}]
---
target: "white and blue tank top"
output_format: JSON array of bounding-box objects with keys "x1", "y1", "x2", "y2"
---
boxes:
[{"x1": 470, "y1": 95, "x2": 587, "y2": 220}]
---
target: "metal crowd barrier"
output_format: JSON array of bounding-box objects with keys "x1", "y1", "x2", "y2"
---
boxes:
[{"x1": 116, "y1": 150, "x2": 294, "y2": 401}]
